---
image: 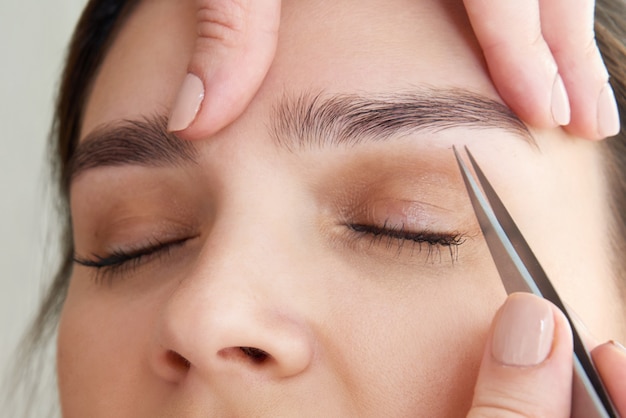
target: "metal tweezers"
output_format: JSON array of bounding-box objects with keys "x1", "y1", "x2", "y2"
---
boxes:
[{"x1": 454, "y1": 146, "x2": 619, "y2": 418}]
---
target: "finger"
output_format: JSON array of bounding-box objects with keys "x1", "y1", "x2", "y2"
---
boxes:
[
  {"x1": 540, "y1": 0, "x2": 620, "y2": 139},
  {"x1": 463, "y1": 0, "x2": 571, "y2": 130},
  {"x1": 591, "y1": 341, "x2": 626, "y2": 414},
  {"x1": 168, "y1": 0, "x2": 281, "y2": 139},
  {"x1": 468, "y1": 293, "x2": 573, "y2": 418}
]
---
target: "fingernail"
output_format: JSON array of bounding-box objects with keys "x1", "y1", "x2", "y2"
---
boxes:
[
  {"x1": 551, "y1": 74, "x2": 571, "y2": 126},
  {"x1": 492, "y1": 294, "x2": 555, "y2": 367},
  {"x1": 597, "y1": 82, "x2": 621, "y2": 138},
  {"x1": 168, "y1": 73, "x2": 205, "y2": 132}
]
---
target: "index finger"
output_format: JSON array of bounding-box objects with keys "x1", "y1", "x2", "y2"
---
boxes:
[
  {"x1": 463, "y1": 0, "x2": 570, "y2": 129},
  {"x1": 168, "y1": 0, "x2": 282, "y2": 139}
]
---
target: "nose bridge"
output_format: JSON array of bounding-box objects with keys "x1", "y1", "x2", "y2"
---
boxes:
[{"x1": 152, "y1": 189, "x2": 315, "y2": 383}]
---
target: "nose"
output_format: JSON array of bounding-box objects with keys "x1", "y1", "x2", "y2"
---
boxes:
[{"x1": 150, "y1": 235, "x2": 315, "y2": 384}]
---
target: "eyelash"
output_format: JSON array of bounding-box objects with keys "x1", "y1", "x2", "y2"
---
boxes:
[
  {"x1": 73, "y1": 237, "x2": 190, "y2": 284},
  {"x1": 73, "y1": 221, "x2": 465, "y2": 283},
  {"x1": 348, "y1": 221, "x2": 466, "y2": 262}
]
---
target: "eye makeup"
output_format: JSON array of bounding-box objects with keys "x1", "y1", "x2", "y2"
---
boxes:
[
  {"x1": 70, "y1": 167, "x2": 207, "y2": 285},
  {"x1": 347, "y1": 221, "x2": 466, "y2": 261},
  {"x1": 313, "y1": 147, "x2": 479, "y2": 264},
  {"x1": 73, "y1": 235, "x2": 196, "y2": 285},
  {"x1": 70, "y1": 144, "x2": 480, "y2": 285},
  {"x1": 335, "y1": 197, "x2": 469, "y2": 263}
]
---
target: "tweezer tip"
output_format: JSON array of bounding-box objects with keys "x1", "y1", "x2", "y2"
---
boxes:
[
  {"x1": 452, "y1": 145, "x2": 470, "y2": 173},
  {"x1": 451, "y1": 145, "x2": 473, "y2": 161},
  {"x1": 452, "y1": 145, "x2": 463, "y2": 160}
]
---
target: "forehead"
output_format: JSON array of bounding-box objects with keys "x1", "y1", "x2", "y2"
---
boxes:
[
  {"x1": 81, "y1": 0, "x2": 196, "y2": 136},
  {"x1": 81, "y1": 0, "x2": 499, "y2": 140}
]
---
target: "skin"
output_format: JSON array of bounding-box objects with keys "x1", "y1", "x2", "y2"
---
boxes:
[
  {"x1": 174, "y1": 0, "x2": 619, "y2": 141},
  {"x1": 58, "y1": 0, "x2": 626, "y2": 416}
]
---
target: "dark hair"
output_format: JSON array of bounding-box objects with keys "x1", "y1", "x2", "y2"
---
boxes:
[
  {"x1": 2, "y1": 1, "x2": 138, "y2": 416},
  {"x1": 6, "y1": 0, "x2": 626, "y2": 416},
  {"x1": 596, "y1": 1, "x2": 626, "y2": 299},
  {"x1": 33, "y1": 0, "x2": 139, "y2": 350}
]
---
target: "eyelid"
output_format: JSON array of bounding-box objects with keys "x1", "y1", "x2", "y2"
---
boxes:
[
  {"x1": 367, "y1": 198, "x2": 454, "y2": 232},
  {"x1": 76, "y1": 214, "x2": 199, "y2": 252},
  {"x1": 72, "y1": 214, "x2": 201, "y2": 280},
  {"x1": 73, "y1": 234, "x2": 199, "y2": 285}
]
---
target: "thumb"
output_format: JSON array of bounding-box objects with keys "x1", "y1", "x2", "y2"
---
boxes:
[
  {"x1": 468, "y1": 293, "x2": 573, "y2": 418},
  {"x1": 168, "y1": 0, "x2": 281, "y2": 138}
]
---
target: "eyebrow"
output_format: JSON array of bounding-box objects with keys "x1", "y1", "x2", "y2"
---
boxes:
[
  {"x1": 68, "y1": 88, "x2": 533, "y2": 183},
  {"x1": 68, "y1": 115, "x2": 198, "y2": 182},
  {"x1": 270, "y1": 88, "x2": 533, "y2": 150}
]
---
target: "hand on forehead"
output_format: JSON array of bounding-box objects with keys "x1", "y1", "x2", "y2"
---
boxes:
[{"x1": 167, "y1": 0, "x2": 619, "y2": 141}]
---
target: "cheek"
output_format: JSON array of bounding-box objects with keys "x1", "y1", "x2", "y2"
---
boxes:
[
  {"x1": 57, "y1": 277, "x2": 161, "y2": 416},
  {"x1": 490, "y1": 131, "x2": 621, "y2": 341},
  {"x1": 58, "y1": 195, "x2": 506, "y2": 417},
  {"x1": 319, "y1": 247, "x2": 504, "y2": 416}
]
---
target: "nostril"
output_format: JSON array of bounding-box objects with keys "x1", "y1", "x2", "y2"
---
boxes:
[
  {"x1": 239, "y1": 346, "x2": 270, "y2": 364},
  {"x1": 166, "y1": 349, "x2": 191, "y2": 370}
]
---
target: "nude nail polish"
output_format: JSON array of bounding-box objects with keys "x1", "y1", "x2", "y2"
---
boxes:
[
  {"x1": 168, "y1": 73, "x2": 205, "y2": 132},
  {"x1": 597, "y1": 82, "x2": 621, "y2": 138},
  {"x1": 492, "y1": 294, "x2": 555, "y2": 367},
  {"x1": 551, "y1": 74, "x2": 571, "y2": 126}
]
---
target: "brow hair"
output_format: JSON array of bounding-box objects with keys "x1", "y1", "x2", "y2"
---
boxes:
[
  {"x1": 67, "y1": 89, "x2": 533, "y2": 184},
  {"x1": 67, "y1": 114, "x2": 197, "y2": 185},
  {"x1": 270, "y1": 89, "x2": 534, "y2": 151}
]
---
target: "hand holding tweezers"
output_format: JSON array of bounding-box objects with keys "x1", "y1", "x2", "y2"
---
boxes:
[{"x1": 454, "y1": 146, "x2": 619, "y2": 418}]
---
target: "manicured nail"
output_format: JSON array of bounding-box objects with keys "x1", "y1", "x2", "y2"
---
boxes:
[
  {"x1": 168, "y1": 73, "x2": 205, "y2": 132},
  {"x1": 551, "y1": 74, "x2": 571, "y2": 126},
  {"x1": 597, "y1": 82, "x2": 621, "y2": 138},
  {"x1": 492, "y1": 294, "x2": 555, "y2": 367}
]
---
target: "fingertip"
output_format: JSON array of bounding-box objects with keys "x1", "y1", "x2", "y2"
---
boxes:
[
  {"x1": 491, "y1": 293, "x2": 554, "y2": 367},
  {"x1": 597, "y1": 82, "x2": 621, "y2": 138},
  {"x1": 168, "y1": 73, "x2": 205, "y2": 134},
  {"x1": 489, "y1": 64, "x2": 563, "y2": 131},
  {"x1": 169, "y1": 0, "x2": 281, "y2": 140},
  {"x1": 551, "y1": 74, "x2": 571, "y2": 127},
  {"x1": 591, "y1": 340, "x2": 626, "y2": 414},
  {"x1": 561, "y1": 80, "x2": 621, "y2": 140},
  {"x1": 170, "y1": 68, "x2": 255, "y2": 141},
  {"x1": 591, "y1": 339, "x2": 626, "y2": 365},
  {"x1": 566, "y1": 80, "x2": 622, "y2": 141},
  {"x1": 468, "y1": 294, "x2": 573, "y2": 417}
]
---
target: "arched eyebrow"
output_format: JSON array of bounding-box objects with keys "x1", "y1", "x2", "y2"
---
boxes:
[
  {"x1": 68, "y1": 115, "x2": 198, "y2": 183},
  {"x1": 68, "y1": 88, "x2": 534, "y2": 183},
  {"x1": 270, "y1": 89, "x2": 534, "y2": 150}
]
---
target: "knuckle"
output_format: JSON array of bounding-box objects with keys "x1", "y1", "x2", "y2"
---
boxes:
[
  {"x1": 480, "y1": 27, "x2": 545, "y2": 57},
  {"x1": 196, "y1": 0, "x2": 249, "y2": 45},
  {"x1": 553, "y1": 32, "x2": 596, "y2": 59},
  {"x1": 529, "y1": 29, "x2": 546, "y2": 51},
  {"x1": 553, "y1": 34, "x2": 609, "y2": 83},
  {"x1": 582, "y1": 36, "x2": 604, "y2": 68}
]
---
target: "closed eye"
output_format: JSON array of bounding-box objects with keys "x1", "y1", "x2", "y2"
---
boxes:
[
  {"x1": 348, "y1": 221, "x2": 466, "y2": 262},
  {"x1": 73, "y1": 236, "x2": 193, "y2": 284}
]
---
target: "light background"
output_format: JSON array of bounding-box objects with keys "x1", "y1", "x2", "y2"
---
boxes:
[{"x1": 0, "y1": 0, "x2": 87, "y2": 414}]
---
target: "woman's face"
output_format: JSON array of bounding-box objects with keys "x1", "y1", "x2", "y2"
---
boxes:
[{"x1": 58, "y1": 0, "x2": 625, "y2": 416}]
